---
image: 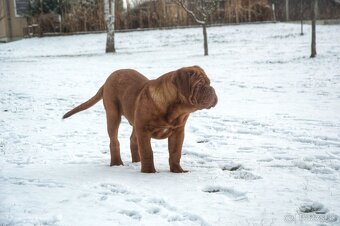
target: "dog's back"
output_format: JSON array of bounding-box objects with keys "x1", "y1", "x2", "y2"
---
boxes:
[
  {"x1": 103, "y1": 69, "x2": 149, "y2": 124},
  {"x1": 63, "y1": 69, "x2": 148, "y2": 122}
]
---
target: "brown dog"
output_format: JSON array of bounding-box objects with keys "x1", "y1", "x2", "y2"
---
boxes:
[{"x1": 63, "y1": 66, "x2": 217, "y2": 173}]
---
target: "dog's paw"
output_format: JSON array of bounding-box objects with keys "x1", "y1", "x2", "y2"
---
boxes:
[
  {"x1": 170, "y1": 164, "x2": 188, "y2": 173},
  {"x1": 141, "y1": 165, "x2": 156, "y2": 173},
  {"x1": 171, "y1": 169, "x2": 189, "y2": 173},
  {"x1": 110, "y1": 160, "x2": 124, "y2": 166}
]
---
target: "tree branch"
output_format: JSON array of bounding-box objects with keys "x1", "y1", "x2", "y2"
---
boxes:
[
  {"x1": 175, "y1": 0, "x2": 205, "y2": 24},
  {"x1": 203, "y1": 0, "x2": 218, "y2": 16}
]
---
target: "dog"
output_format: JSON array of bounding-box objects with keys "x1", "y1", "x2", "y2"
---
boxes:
[{"x1": 63, "y1": 66, "x2": 217, "y2": 173}]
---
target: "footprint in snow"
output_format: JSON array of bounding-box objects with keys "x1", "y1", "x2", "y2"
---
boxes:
[
  {"x1": 237, "y1": 147, "x2": 254, "y2": 153},
  {"x1": 99, "y1": 183, "x2": 130, "y2": 195},
  {"x1": 147, "y1": 197, "x2": 177, "y2": 211},
  {"x1": 294, "y1": 160, "x2": 334, "y2": 175},
  {"x1": 98, "y1": 183, "x2": 131, "y2": 201},
  {"x1": 299, "y1": 201, "x2": 328, "y2": 214},
  {"x1": 220, "y1": 162, "x2": 262, "y2": 180},
  {"x1": 6, "y1": 177, "x2": 64, "y2": 188},
  {"x1": 231, "y1": 171, "x2": 262, "y2": 180},
  {"x1": 146, "y1": 207, "x2": 161, "y2": 214},
  {"x1": 273, "y1": 155, "x2": 297, "y2": 161},
  {"x1": 220, "y1": 162, "x2": 242, "y2": 171},
  {"x1": 126, "y1": 197, "x2": 142, "y2": 203},
  {"x1": 298, "y1": 201, "x2": 338, "y2": 223},
  {"x1": 146, "y1": 198, "x2": 209, "y2": 225},
  {"x1": 119, "y1": 210, "x2": 142, "y2": 220},
  {"x1": 202, "y1": 185, "x2": 247, "y2": 201},
  {"x1": 257, "y1": 157, "x2": 274, "y2": 162}
]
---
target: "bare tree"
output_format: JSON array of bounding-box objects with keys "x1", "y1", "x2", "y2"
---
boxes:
[
  {"x1": 271, "y1": 1, "x2": 276, "y2": 22},
  {"x1": 234, "y1": 0, "x2": 241, "y2": 23},
  {"x1": 285, "y1": 0, "x2": 289, "y2": 21},
  {"x1": 310, "y1": 0, "x2": 317, "y2": 58},
  {"x1": 176, "y1": 0, "x2": 218, "y2": 56},
  {"x1": 104, "y1": 0, "x2": 115, "y2": 53},
  {"x1": 300, "y1": 0, "x2": 303, "y2": 35}
]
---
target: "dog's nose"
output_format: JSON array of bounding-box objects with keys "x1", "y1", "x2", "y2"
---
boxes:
[{"x1": 209, "y1": 88, "x2": 218, "y2": 108}]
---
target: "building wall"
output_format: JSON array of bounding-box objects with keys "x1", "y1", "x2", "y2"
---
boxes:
[
  {"x1": 0, "y1": 0, "x2": 27, "y2": 42},
  {"x1": 0, "y1": 0, "x2": 9, "y2": 41}
]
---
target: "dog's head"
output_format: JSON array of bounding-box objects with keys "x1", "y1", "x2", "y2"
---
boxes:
[{"x1": 173, "y1": 66, "x2": 218, "y2": 109}]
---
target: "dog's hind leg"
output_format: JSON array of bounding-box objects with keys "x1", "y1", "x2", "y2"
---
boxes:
[
  {"x1": 106, "y1": 109, "x2": 123, "y2": 166},
  {"x1": 130, "y1": 128, "x2": 140, "y2": 163}
]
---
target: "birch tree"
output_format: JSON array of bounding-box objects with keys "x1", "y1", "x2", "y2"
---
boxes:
[
  {"x1": 104, "y1": 0, "x2": 115, "y2": 53},
  {"x1": 310, "y1": 0, "x2": 317, "y2": 58},
  {"x1": 176, "y1": 0, "x2": 218, "y2": 56},
  {"x1": 285, "y1": 0, "x2": 289, "y2": 21}
]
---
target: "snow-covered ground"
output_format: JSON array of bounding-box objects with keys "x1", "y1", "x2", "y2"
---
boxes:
[{"x1": 1, "y1": 23, "x2": 340, "y2": 226}]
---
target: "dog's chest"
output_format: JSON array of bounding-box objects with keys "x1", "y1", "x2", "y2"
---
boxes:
[
  {"x1": 152, "y1": 127, "x2": 173, "y2": 139},
  {"x1": 148, "y1": 113, "x2": 188, "y2": 139},
  {"x1": 149, "y1": 119, "x2": 181, "y2": 139}
]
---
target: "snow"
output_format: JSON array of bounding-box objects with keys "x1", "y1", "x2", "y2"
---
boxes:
[{"x1": 1, "y1": 23, "x2": 340, "y2": 225}]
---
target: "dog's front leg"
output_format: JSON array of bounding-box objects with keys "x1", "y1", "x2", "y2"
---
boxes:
[
  {"x1": 168, "y1": 127, "x2": 187, "y2": 173},
  {"x1": 136, "y1": 130, "x2": 156, "y2": 173}
]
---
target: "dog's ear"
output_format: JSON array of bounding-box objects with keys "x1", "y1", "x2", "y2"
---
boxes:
[
  {"x1": 173, "y1": 67, "x2": 203, "y2": 105},
  {"x1": 172, "y1": 67, "x2": 193, "y2": 104}
]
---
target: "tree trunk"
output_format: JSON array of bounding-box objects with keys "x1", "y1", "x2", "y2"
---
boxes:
[
  {"x1": 235, "y1": 0, "x2": 239, "y2": 24},
  {"x1": 84, "y1": 10, "x2": 87, "y2": 32},
  {"x1": 248, "y1": 0, "x2": 251, "y2": 22},
  {"x1": 300, "y1": 0, "x2": 304, "y2": 35},
  {"x1": 60, "y1": 7, "x2": 64, "y2": 32},
  {"x1": 5, "y1": 0, "x2": 13, "y2": 40},
  {"x1": 139, "y1": 9, "x2": 143, "y2": 28},
  {"x1": 272, "y1": 3, "x2": 276, "y2": 22},
  {"x1": 105, "y1": 0, "x2": 115, "y2": 53},
  {"x1": 161, "y1": 0, "x2": 166, "y2": 27},
  {"x1": 125, "y1": 0, "x2": 130, "y2": 29},
  {"x1": 203, "y1": 23, "x2": 208, "y2": 56},
  {"x1": 285, "y1": 0, "x2": 289, "y2": 21},
  {"x1": 226, "y1": 0, "x2": 231, "y2": 23},
  {"x1": 148, "y1": 1, "x2": 151, "y2": 27},
  {"x1": 310, "y1": 0, "x2": 317, "y2": 58}
]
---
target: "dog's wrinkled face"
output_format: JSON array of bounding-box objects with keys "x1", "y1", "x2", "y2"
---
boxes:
[{"x1": 173, "y1": 66, "x2": 218, "y2": 109}]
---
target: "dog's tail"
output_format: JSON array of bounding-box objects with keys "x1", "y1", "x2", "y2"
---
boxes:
[{"x1": 63, "y1": 86, "x2": 104, "y2": 119}]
